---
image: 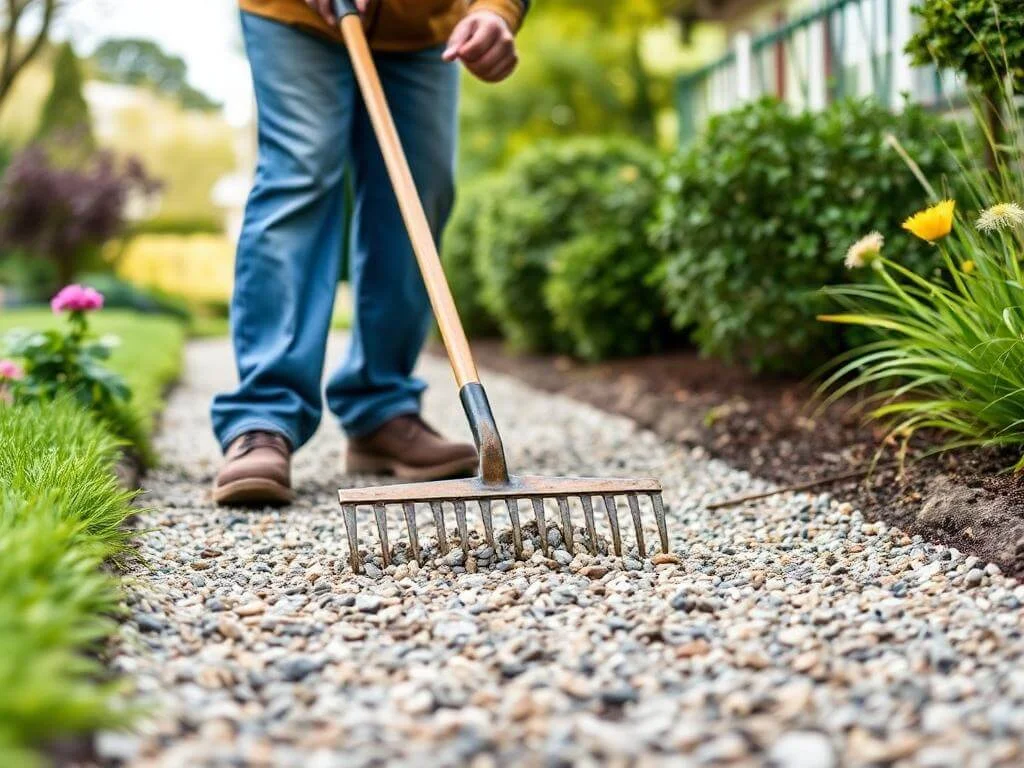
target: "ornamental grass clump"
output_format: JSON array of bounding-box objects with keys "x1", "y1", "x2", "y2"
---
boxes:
[{"x1": 819, "y1": 115, "x2": 1024, "y2": 465}]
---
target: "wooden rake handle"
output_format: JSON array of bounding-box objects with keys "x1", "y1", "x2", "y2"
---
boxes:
[{"x1": 338, "y1": 12, "x2": 480, "y2": 390}]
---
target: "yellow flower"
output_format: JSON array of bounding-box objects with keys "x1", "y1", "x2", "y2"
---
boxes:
[
  {"x1": 962, "y1": 260, "x2": 976, "y2": 274},
  {"x1": 844, "y1": 231, "x2": 884, "y2": 269},
  {"x1": 902, "y1": 200, "x2": 955, "y2": 243},
  {"x1": 976, "y1": 202, "x2": 1024, "y2": 233}
]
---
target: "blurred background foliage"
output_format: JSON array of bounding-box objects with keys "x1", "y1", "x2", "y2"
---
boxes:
[{"x1": 458, "y1": 0, "x2": 720, "y2": 177}]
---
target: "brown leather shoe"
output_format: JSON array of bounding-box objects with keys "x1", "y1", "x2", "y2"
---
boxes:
[
  {"x1": 346, "y1": 414, "x2": 478, "y2": 481},
  {"x1": 213, "y1": 431, "x2": 294, "y2": 506}
]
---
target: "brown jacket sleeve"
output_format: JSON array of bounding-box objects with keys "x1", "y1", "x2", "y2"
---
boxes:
[{"x1": 470, "y1": 0, "x2": 527, "y2": 32}]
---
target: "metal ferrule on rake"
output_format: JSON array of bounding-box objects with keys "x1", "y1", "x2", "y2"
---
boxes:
[{"x1": 332, "y1": 4, "x2": 670, "y2": 573}]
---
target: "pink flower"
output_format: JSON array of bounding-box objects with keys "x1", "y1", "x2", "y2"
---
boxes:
[
  {"x1": 0, "y1": 359, "x2": 24, "y2": 381},
  {"x1": 51, "y1": 284, "x2": 104, "y2": 313}
]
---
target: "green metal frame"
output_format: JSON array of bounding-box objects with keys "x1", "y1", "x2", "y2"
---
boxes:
[{"x1": 676, "y1": 0, "x2": 954, "y2": 143}]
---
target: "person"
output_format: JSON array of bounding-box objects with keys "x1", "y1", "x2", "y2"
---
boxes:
[{"x1": 212, "y1": 0, "x2": 527, "y2": 505}]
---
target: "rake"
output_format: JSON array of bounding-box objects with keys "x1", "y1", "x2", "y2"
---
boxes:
[{"x1": 333, "y1": 1, "x2": 668, "y2": 572}]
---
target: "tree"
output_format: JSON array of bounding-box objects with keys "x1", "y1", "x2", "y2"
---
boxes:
[
  {"x1": 906, "y1": 0, "x2": 1024, "y2": 169},
  {"x1": 92, "y1": 38, "x2": 220, "y2": 112},
  {"x1": 906, "y1": 0, "x2": 1024, "y2": 89},
  {"x1": 0, "y1": 0, "x2": 69, "y2": 111},
  {"x1": 36, "y1": 41, "x2": 94, "y2": 150}
]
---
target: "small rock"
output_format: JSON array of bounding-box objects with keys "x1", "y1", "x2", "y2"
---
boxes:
[
  {"x1": 363, "y1": 563, "x2": 383, "y2": 579},
  {"x1": 768, "y1": 731, "x2": 836, "y2": 768},
  {"x1": 355, "y1": 595, "x2": 382, "y2": 613},
  {"x1": 217, "y1": 618, "x2": 243, "y2": 640},
  {"x1": 599, "y1": 685, "x2": 638, "y2": 706},
  {"x1": 553, "y1": 550, "x2": 573, "y2": 566},
  {"x1": 135, "y1": 613, "x2": 165, "y2": 633},
  {"x1": 581, "y1": 565, "x2": 609, "y2": 580},
  {"x1": 234, "y1": 601, "x2": 266, "y2": 617},
  {"x1": 652, "y1": 552, "x2": 681, "y2": 566},
  {"x1": 965, "y1": 568, "x2": 985, "y2": 587},
  {"x1": 445, "y1": 549, "x2": 466, "y2": 567},
  {"x1": 278, "y1": 656, "x2": 325, "y2": 682}
]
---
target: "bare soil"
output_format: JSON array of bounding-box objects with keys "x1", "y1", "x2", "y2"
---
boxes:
[{"x1": 457, "y1": 341, "x2": 1024, "y2": 578}]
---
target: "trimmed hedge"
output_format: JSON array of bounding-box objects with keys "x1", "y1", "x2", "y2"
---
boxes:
[
  {"x1": 448, "y1": 99, "x2": 957, "y2": 371},
  {"x1": 474, "y1": 137, "x2": 663, "y2": 354},
  {"x1": 653, "y1": 98, "x2": 958, "y2": 373},
  {"x1": 442, "y1": 177, "x2": 504, "y2": 338}
]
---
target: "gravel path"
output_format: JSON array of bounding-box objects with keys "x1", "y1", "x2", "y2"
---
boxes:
[{"x1": 103, "y1": 336, "x2": 1024, "y2": 767}]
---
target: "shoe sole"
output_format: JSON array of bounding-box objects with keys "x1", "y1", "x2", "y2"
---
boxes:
[
  {"x1": 346, "y1": 452, "x2": 478, "y2": 482},
  {"x1": 212, "y1": 477, "x2": 295, "y2": 507}
]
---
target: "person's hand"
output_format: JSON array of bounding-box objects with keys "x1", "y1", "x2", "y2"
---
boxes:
[
  {"x1": 443, "y1": 10, "x2": 518, "y2": 83},
  {"x1": 305, "y1": 0, "x2": 368, "y2": 26}
]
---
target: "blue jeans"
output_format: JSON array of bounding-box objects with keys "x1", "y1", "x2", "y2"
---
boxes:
[{"x1": 212, "y1": 12, "x2": 458, "y2": 451}]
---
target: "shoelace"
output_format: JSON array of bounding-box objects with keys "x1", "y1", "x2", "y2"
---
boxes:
[{"x1": 237, "y1": 431, "x2": 288, "y2": 457}]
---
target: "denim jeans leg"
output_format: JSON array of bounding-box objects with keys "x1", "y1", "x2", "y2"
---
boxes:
[
  {"x1": 325, "y1": 45, "x2": 459, "y2": 437},
  {"x1": 211, "y1": 13, "x2": 357, "y2": 452}
]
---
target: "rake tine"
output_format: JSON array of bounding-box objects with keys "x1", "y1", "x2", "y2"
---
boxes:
[
  {"x1": 650, "y1": 493, "x2": 670, "y2": 554},
  {"x1": 557, "y1": 496, "x2": 574, "y2": 556},
  {"x1": 454, "y1": 499, "x2": 470, "y2": 556},
  {"x1": 373, "y1": 502, "x2": 391, "y2": 567},
  {"x1": 343, "y1": 504, "x2": 361, "y2": 573},
  {"x1": 505, "y1": 497, "x2": 524, "y2": 559},
  {"x1": 403, "y1": 502, "x2": 421, "y2": 564},
  {"x1": 531, "y1": 498, "x2": 549, "y2": 556},
  {"x1": 602, "y1": 495, "x2": 623, "y2": 557},
  {"x1": 627, "y1": 493, "x2": 645, "y2": 556},
  {"x1": 479, "y1": 499, "x2": 495, "y2": 548},
  {"x1": 580, "y1": 496, "x2": 599, "y2": 555},
  {"x1": 430, "y1": 501, "x2": 449, "y2": 556}
]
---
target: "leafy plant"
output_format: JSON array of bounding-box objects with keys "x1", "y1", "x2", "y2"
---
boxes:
[
  {"x1": 819, "y1": 76, "x2": 1024, "y2": 467},
  {"x1": 0, "y1": 146, "x2": 160, "y2": 289},
  {"x1": 442, "y1": 177, "x2": 503, "y2": 338},
  {"x1": 544, "y1": 155, "x2": 668, "y2": 360},
  {"x1": 476, "y1": 137, "x2": 661, "y2": 353},
  {"x1": 907, "y1": 0, "x2": 1024, "y2": 171},
  {"x1": 3, "y1": 284, "x2": 132, "y2": 435},
  {"x1": 906, "y1": 0, "x2": 1024, "y2": 92},
  {"x1": 653, "y1": 97, "x2": 958, "y2": 373},
  {"x1": 819, "y1": 198, "x2": 1024, "y2": 465}
]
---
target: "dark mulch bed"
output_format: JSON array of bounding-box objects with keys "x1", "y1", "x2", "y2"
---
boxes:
[{"x1": 452, "y1": 340, "x2": 1024, "y2": 579}]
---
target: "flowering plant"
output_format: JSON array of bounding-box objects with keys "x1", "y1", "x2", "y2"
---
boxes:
[
  {"x1": 2, "y1": 284, "x2": 131, "y2": 416},
  {"x1": 819, "y1": 179, "x2": 1024, "y2": 466}
]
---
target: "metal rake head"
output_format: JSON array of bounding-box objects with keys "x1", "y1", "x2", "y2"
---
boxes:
[{"x1": 337, "y1": 474, "x2": 668, "y2": 573}]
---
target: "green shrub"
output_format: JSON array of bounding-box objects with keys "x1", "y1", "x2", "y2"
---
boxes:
[
  {"x1": 0, "y1": 399, "x2": 137, "y2": 764},
  {"x1": 544, "y1": 157, "x2": 666, "y2": 360},
  {"x1": 78, "y1": 272, "x2": 193, "y2": 321},
  {"x1": 131, "y1": 215, "x2": 224, "y2": 236},
  {"x1": 906, "y1": 0, "x2": 1024, "y2": 93},
  {"x1": 654, "y1": 98, "x2": 958, "y2": 373},
  {"x1": 442, "y1": 178, "x2": 503, "y2": 338},
  {"x1": 476, "y1": 137, "x2": 661, "y2": 353}
]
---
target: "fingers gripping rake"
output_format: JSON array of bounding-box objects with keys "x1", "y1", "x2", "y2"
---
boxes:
[{"x1": 333, "y1": 2, "x2": 669, "y2": 572}]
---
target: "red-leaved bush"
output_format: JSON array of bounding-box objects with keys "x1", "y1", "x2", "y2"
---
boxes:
[{"x1": 0, "y1": 146, "x2": 161, "y2": 287}]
